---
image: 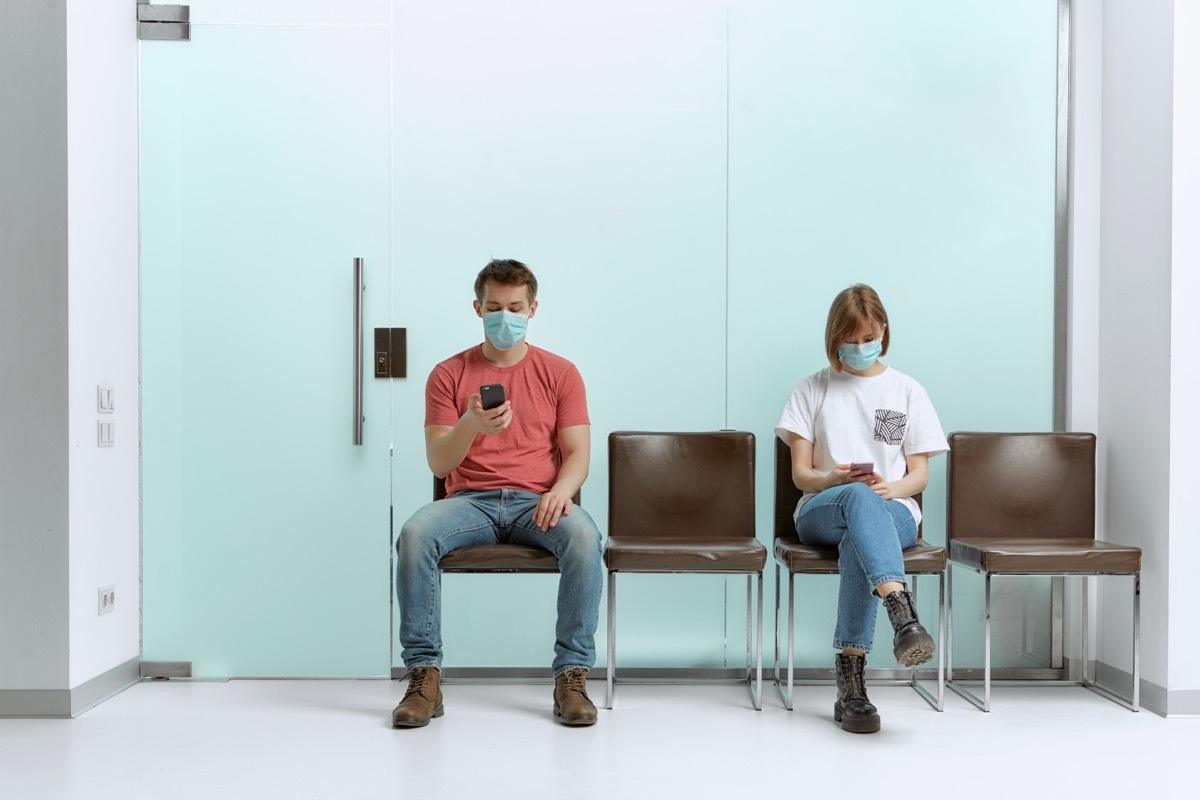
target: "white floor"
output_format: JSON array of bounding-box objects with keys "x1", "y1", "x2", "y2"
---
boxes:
[{"x1": 1, "y1": 678, "x2": 1195, "y2": 800}]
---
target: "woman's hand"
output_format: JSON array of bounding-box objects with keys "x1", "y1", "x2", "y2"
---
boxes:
[
  {"x1": 828, "y1": 464, "x2": 877, "y2": 490},
  {"x1": 868, "y1": 473, "x2": 896, "y2": 499}
]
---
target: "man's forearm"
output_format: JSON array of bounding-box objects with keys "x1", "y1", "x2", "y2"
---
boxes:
[
  {"x1": 551, "y1": 450, "x2": 589, "y2": 498},
  {"x1": 427, "y1": 422, "x2": 477, "y2": 478}
]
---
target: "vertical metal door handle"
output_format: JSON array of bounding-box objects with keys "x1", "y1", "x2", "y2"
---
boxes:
[{"x1": 353, "y1": 258, "x2": 364, "y2": 445}]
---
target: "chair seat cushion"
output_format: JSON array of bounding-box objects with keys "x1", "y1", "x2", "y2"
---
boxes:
[
  {"x1": 949, "y1": 537, "x2": 1141, "y2": 574},
  {"x1": 774, "y1": 536, "x2": 946, "y2": 574},
  {"x1": 439, "y1": 544, "x2": 560, "y2": 573},
  {"x1": 604, "y1": 536, "x2": 767, "y2": 572}
]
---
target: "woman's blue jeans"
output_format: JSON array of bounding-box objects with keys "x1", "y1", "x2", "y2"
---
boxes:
[
  {"x1": 795, "y1": 482, "x2": 917, "y2": 654},
  {"x1": 396, "y1": 489, "x2": 603, "y2": 676}
]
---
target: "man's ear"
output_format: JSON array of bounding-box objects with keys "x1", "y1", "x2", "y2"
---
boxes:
[
  {"x1": 527, "y1": 300, "x2": 539, "y2": 320},
  {"x1": 473, "y1": 299, "x2": 483, "y2": 318}
]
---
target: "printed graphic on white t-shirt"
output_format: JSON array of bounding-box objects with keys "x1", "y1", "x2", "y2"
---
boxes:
[{"x1": 874, "y1": 409, "x2": 907, "y2": 446}]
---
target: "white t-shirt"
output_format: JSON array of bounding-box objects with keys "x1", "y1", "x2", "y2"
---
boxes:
[{"x1": 774, "y1": 365, "x2": 948, "y2": 525}]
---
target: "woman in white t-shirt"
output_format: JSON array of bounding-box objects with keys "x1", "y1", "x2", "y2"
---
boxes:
[{"x1": 775, "y1": 284, "x2": 948, "y2": 734}]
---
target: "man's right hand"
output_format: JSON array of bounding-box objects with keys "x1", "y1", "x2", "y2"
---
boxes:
[{"x1": 464, "y1": 393, "x2": 513, "y2": 436}]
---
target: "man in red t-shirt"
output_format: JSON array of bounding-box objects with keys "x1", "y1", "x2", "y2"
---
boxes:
[{"x1": 392, "y1": 259, "x2": 602, "y2": 729}]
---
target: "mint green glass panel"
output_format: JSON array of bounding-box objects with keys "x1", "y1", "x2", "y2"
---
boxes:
[
  {"x1": 140, "y1": 24, "x2": 392, "y2": 677},
  {"x1": 727, "y1": 0, "x2": 1058, "y2": 668},
  {"x1": 391, "y1": 0, "x2": 734, "y2": 670}
]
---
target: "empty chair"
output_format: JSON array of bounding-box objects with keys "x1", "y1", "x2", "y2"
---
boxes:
[
  {"x1": 772, "y1": 438, "x2": 946, "y2": 712},
  {"x1": 605, "y1": 431, "x2": 766, "y2": 710},
  {"x1": 946, "y1": 432, "x2": 1141, "y2": 711}
]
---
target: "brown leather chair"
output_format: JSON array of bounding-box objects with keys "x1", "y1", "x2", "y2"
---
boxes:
[
  {"x1": 605, "y1": 431, "x2": 766, "y2": 710},
  {"x1": 773, "y1": 437, "x2": 946, "y2": 711},
  {"x1": 434, "y1": 476, "x2": 575, "y2": 573},
  {"x1": 428, "y1": 478, "x2": 580, "y2": 679},
  {"x1": 946, "y1": 432, "x2": 1141, "y2": 711}
]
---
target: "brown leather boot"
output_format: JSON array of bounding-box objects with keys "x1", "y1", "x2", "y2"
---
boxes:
[
  {"x1": 391, "y1": 667, "x2": 443, "y2": 728},
  {"x1": 553, "y1": 668, "x2": 597, "y2": 726}
]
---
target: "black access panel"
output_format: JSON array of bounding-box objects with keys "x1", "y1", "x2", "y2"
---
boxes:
[{"x1": 374, "y1": 328, "x2": 407, "y2": 378}]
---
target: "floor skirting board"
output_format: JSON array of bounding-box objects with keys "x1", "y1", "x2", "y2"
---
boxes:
[{"x1": 0, "y1": 656, "x2": 139, "y2": 719}]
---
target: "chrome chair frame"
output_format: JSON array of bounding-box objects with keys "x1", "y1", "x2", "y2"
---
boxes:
[
  {"x1": 947, "y1": 564, "x2": 1141, "y2": 712},
  {"x1": 606, "y1": 569, "x2": 764, "y2": 711},
  {"x1": 773, "y1": 565, "x2": 945, "y2": 712}
]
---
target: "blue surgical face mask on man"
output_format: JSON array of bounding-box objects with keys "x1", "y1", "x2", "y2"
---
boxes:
[
  {"x1": 838, "y1": 339, "x2": 883, "y2": 371},
  {"x1": 483, "y1": 309, "x2": 529, "y2": 351}
]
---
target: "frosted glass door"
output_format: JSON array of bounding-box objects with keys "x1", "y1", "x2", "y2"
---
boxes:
[{"x1": 140, "y1": 23, "x2": 391, "y2": 677}]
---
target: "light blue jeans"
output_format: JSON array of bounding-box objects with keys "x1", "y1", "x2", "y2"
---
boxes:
[
  {"x1": 795, "y1": 482, "x2": 917, "y2": 654},
  {"x1": 396, "y1": 489, "x2": 603, "y2": 676}
]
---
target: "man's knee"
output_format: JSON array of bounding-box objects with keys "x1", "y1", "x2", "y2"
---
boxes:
[
  {"x1": 398, "y1": 509, "x2": 439, "y2": 557},
  {"x1": 554, "y1": 510, "x2": 603, "y2": 557}
]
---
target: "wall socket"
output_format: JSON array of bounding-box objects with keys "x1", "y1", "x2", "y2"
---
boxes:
[{"x1": 98, "y1": 585, "x2": 115, "y2": 616}]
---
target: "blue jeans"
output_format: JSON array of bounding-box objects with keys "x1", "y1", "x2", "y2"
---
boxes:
[
  {"x1": 795, "y1": 482, "x2": 917, "y2": 654},
  {"x1": 396, "y1": 489, "x2": 603, "y2": 676}
]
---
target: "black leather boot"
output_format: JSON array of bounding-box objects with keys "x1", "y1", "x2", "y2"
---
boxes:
[
  {"x1": 883, "y1": 589, "x2": 935, "y2": 667},
  {"x1": 834, "y1": 653, "x2": 880, "y2": 734}
]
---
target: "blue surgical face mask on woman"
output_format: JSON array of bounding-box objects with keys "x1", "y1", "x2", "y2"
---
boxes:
[
  {"x1": 483, "y1": 309, "x2": 529, "y2": 351},
  {"x1": 838, "y1": 339, "x2": 883, "y2": 371}
]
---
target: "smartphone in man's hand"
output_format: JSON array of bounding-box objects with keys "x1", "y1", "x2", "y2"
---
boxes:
[{"x1": 480, "y1": 384, "x2": 506, "y2": 411}]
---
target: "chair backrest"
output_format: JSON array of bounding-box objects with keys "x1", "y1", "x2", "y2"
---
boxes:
[
  {"x1": 433, "y1": 475, "x2": 580, "y2": 506},
  {"x1": 946, "y1": 432, "x2": 1096, "y2": 541},
  {"x1": 608, "y1": 431, "x2": 755, "y2": 539},
  {"x1": 773, "y1": 437, "x2": 922, "y2": 541}
]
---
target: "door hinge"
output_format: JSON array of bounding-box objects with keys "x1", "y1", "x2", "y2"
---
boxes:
[
  {"x1": 140, "y1": 661, "x2": 193, "y2": 679},
  {"x1": 138, "y1": 3, "x2": 190, "y2": 41}
]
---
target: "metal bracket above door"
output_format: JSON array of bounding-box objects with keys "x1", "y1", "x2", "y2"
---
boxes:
[{"x1": 138, "y1": 3, "x2": 190, "y2": 41}]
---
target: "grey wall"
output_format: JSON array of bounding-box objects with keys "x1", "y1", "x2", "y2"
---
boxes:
[{"x1": 0, "y1": 0, "x2": 70, "y2": 691}]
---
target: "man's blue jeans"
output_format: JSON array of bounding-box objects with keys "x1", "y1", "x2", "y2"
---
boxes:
[
  {"x1": 396, "y1": 489, "x2": 603, "y2": 676},
  {"x1": 795, "y1": 482, "x2": 917, "y2": 654}
]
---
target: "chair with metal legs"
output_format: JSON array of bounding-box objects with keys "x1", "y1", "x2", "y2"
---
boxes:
[
  {"x1": 772, "y1": 438, "x2": 945, "y2": 711},
  {"x1": 945, "y1": 432, "x2": 1141, "y2": 711},
  {"x1": 605, "y1": 431, "x2": 766, "y2": 710},
  {"x1": 428, "y1": 478, "x2": 580, "y2": 681},
  {"x1": 434, "y1": 476, "x2": 578, "y2": 573}
]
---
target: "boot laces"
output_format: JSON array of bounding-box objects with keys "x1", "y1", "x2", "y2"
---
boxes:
[
  {"x1": 405, "y1": 668, "x2": 435, "y2": 696},
  {"x1": 560, "y1": 669, "x2": 588, "y2": 695},
  {"x1": 838, "y1": 658, "x2": 869, "y2": 700}
]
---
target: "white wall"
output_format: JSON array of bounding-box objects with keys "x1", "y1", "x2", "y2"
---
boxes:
[
  {"x1": 0, "y1": 0, "x2": 71, "y2": 693},
  {"x1": 65, "y1": 0, "x2": 141, "y2": 688},
  {"x1": 1095, "y1": 0, "x2": 1174, "y2": 698},
  {"x1": 1169, "y1": 0, "x2": 1200, "y2": 693}
]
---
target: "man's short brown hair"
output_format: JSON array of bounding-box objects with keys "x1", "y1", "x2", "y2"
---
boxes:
[
  {"x1": 825, "y1": 284, "x2": 890, "y2": 371},
  {"x1": 474, "y1": 259, "x2": 538, "y2": 304}
]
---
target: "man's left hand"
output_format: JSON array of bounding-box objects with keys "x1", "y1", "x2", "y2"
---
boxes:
[{"x1": 533, "y1": 489, "x2": 574, "y2": 531}]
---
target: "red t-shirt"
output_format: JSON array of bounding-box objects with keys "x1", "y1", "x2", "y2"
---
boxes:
[{"x1": 425, "y1": 344, "x2": 590, "y2": 496}]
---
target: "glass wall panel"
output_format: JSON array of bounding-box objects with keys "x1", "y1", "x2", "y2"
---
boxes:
[
  {"x1": 727, "y1": 0, "x2": 1059, "y2": 668},
  {"x1": 390, "y1": 0, "x2": 731, "y2": 670}
]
